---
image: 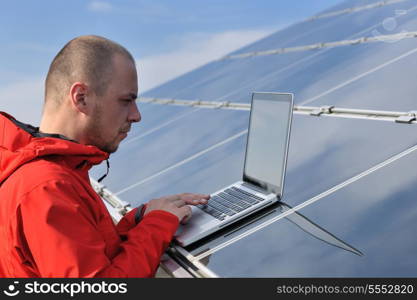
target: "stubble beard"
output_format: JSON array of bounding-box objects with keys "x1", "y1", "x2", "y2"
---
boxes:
[{"x1": 87, "y1": 106, "x2": 120, "y2": 154}]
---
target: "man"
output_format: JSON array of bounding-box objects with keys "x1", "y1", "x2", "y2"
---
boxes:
[{"x1": 0, "y1": 35, "x2": 209, "y2": 277}]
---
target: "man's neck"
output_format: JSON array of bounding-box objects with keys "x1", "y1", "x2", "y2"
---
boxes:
[{"x1": 40, "y1": 111, "x2": 82, "y2": 143}]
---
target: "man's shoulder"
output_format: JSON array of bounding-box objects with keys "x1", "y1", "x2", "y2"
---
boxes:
[
  {"x1": 5, "y1": 157, "x2": 83, "y2": 195},
  {"x1": 20, "y1": 156, "x2": 74, "y2": 179}
]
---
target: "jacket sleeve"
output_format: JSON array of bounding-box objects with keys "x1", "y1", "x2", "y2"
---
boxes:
[
  {"x1": 115, "y1": 208, "x2": 138, "y2": 238},
  {"x1": 19, "y1": 179, "x2": 179, "y2": 277},
  {"x1": 116, "y1": 204, "x2": 147, "y2": 238}
]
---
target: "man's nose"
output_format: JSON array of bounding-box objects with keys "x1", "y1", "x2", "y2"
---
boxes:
[{"x1": 129, "y1": 101, "x2": 141, "y2": 123}]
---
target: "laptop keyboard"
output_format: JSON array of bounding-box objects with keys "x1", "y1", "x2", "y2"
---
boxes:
[{"x1": 197, "y1": 186, "x2": 266, "y2": 221}]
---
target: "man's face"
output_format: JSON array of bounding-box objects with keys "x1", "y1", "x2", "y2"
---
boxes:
[{"x1": 86, "y1": 54, "x2": 140, "y2": 153}]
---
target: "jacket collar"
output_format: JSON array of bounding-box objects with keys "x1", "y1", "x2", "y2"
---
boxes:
[{"x1": 0, "y1": 112, "x2": 109, "y2": 185}]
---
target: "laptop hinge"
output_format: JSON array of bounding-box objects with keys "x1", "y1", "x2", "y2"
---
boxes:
[{"x1": 241, "y1": 181, "x2": 278, "y2": 196}]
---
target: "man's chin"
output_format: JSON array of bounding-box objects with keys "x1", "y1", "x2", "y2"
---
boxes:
[{"x1": 99, "y1": 143, "x2": 119, "y2": 154}]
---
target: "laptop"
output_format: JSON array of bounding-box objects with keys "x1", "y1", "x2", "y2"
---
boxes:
[{"x1": 175, "y1": 92, "x2": 294, "y2": 246}]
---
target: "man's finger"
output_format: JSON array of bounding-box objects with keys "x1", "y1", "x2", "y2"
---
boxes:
[
  {"x1": 179, "y1": 193, "x2": 210, "y2": 205},
  {"x1": 172, "y1": 199, "x2": 186, "y2": 207},
  {"x1": 186, "y1": 198, "x2": 209, "y2": 205},
  {"x1": 180, "y1": 205, "x2": 192, "y2": 224}
]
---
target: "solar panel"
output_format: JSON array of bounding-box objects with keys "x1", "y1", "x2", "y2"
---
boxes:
[
  {"x1": 142, "y1": 0, "x2": 417, "y2": 104},
  {"x1": 195, "y1": 147, "x2": 417, "y2": 277}
]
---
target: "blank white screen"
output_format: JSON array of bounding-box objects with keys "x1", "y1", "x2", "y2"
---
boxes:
[{"x1": 244, "y1": 93, "x2": 292, "y2": 190}]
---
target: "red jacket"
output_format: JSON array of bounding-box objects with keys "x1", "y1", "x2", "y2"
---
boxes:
[{"x1": 0, "y1": 112, "x2": 179, "y2": 277}]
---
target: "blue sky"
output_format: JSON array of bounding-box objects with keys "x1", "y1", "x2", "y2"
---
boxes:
[{"x1": 0, "y1": 0, "x2": 344, "y2": 124}]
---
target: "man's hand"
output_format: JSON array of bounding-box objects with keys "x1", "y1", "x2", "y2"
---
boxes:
[{"x1": 144, "y1": 193, "x2": 210, "y2": 224}]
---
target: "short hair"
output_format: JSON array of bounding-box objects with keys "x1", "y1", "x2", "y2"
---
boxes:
[{"x1": 44, "y1": 35, "x2": 135, "y2": 107}]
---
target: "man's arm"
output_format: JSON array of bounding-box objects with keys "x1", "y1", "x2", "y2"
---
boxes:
[
  {"x1": 115, "y1": 207, "x2": 141, "y2": 238},
  {"x1": 116, "y1": 194, "x2": 210, "y2": 237},
  {"x1": 18, "y1": 179, "x2": 206, "y2": 277}
]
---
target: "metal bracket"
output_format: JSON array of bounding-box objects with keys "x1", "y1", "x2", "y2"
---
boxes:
[
  {"x1": 215, "y1": 101, "x2": 230, "y2": 109},
  {"x1": 310, "y1": 105, "x2": 334, "y2": 116},
  {"x1": 395, "y1": 111, "x2": 417, "y2": 124},
  {"x1": 162, "y1": 99, "x2": 175, "y2": 105},
  {"x1": 189, "y1": 100, "x2": 201, "y2": 106},
  {"x1": 96, "y1": 185, "x2": 106, "y2": 196},
  {"x1": 90, "y1": 179, "x2": 132, "y2": 216}
]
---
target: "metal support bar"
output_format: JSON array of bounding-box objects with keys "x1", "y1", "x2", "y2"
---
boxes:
[
  {"x1": 137, "y1": 96, "x2": 417, "y2": 124},
  {"x1": 159, "y1": 254, "x2": 194, "y2": 278},
  {"x1": 168, "y1": 245, "x2": 219, "y2": 278},
  {"x1": 306, "y1": 0, "x2": 408, "y2": 22},
  {"x1": 218, "y1": 30, "x2": 417, "y2": 60}
]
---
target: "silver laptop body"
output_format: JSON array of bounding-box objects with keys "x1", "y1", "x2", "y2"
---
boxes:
[{"x1": 175, "y1": 92, "x2": 294, "y2": 246}]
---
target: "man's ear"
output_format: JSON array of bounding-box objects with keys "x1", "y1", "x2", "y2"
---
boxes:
[{"x1": 69, "y1": 82, "x2": 91, "y2": 114}]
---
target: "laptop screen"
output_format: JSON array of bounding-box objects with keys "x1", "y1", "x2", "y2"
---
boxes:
[{"x1": 243, "y1": 92, "x2": 293, "y2": 195}]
